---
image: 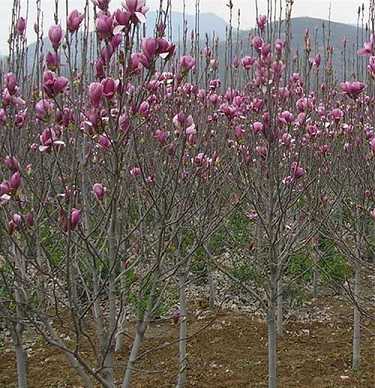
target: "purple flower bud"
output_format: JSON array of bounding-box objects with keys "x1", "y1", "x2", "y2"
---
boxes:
[
  {"x1": 180, "y1": 55, "x2": 196, "y2": 72},
  {"x1": 4, "y1": 156, "x2": 19, "y2": 172},
  {"x1": 130, "y1": 166, "x2": 141, "y2": 177},
  {"x1": 101, "y1": 77, "x2": 119, "y2": 99},
  {"x1": 93, "y1": 183, "x2": 106, "y2": 200},
  {"x1": 10, "y1": 171, "x2": 21, "y2": 191},
  {"x1": 48, "y1": 25, "x2": 63, "y2": 50},
  {"x1": 257, "y1": 15, "x2": 267, "y2": 32},
  {"x1": 340, "y1": 81, "x2": 365, "y2": 99},
  {"x1": 70, "y1": 208, "x2": 81, "y2": 230},
  {"x1": 98, "y1": 134, "x2": 111, "y2": 150},
  {"x1": 16, "y1": 17, "x2": 27, "y2": 34},
  {"x1": 5, "y1": 73, "x2": 17, "y2": 95},
  {"x1": 89, "y1": 82, "x2": 103, "y2": 107},
  {"x1": 92, "y1": 0, "x2": 111, "y2": 12},
  {"x1": 96, "y1": 13, "x2": 113, "y2": 38},
  {"x1": 67, "y1": 10, "x2": 84, "y2": 33},
  {"x1": 45, "y1": 51, "x2": 60, "y2": 71},
  {"x1": 35, "y1": 99, "x2": 54, "y2": 120},
  {"x1": 141, "y1": 37, "x2": 158, "y2": 61},
  {"x1": 0, "y1": 181, "x2": 10, "y2": 195}
]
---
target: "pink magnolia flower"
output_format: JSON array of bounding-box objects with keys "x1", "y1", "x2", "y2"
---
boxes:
[
  {"x1": 252, "y1": 122, "x2": 264, "y2": 135},
  {"x1": 153, "y1": 129, "x2": 168, "y2": 145},
  {"x1": 330, "y1": 108, "x2": 344, "y2": 121},
  {"x1": 93, "y1": 183, "x2": 106, "y2": 200},
  {"x1": 0, "y1": 109, "x2": 6, "y2": 125},
  {"x1": 241, "y1": 56, "x2": 255, "y2": 70},
  {"x1": 313, "y1": 54, "x2": 321, "y2": 68},
  {"x1": 48, "y1": 25, "x2": 63, "y2": 50},
  {"x1": 257, "y1": 15, "x2": 267, "y2": 31},
  {"x1": 89, "y1": 82, "x2": 104, "y2": 107},
  {"x1": 114, "y1": 8, "x2": 130, "y2": 27},
  {"x1": 101, "y1": 78, "x2": 119, "y2": 99},
  {"x1": 278, "y1": 111, "x2": 294, "y2": 125},
  {"x1": 70, "y1": 208, "x2": 81, "y2": 230},
  {"x1": 9, "y1": 171, "x2": 21, "y2": 191},
  {"x1": 138, "y1": 101, "x2": 150, "y2": 116},
  {"x1": 291, "y1": 162, "x2": 305, "y2": 179},
  {"x1": 0, "y1": 181, "x2": 10, "y2": 195},
  {"x1": 5, "y1": 73, "x2": 17, "y2": 95},
  {"x1": 340, "y1": 81, "x2": 365, "y2": 99},
  {"x1": 180, "y1": 55, "x2": 196, "y2": 72},
  {"x1": 67, "y1": 10, "x2": 84, "y2": 33},
  {"x1": 370, "y1": 208, "x2": 375, "y2": 221},
  {"x1": 35, "y1": 99, "x2": 54, "y2": 120},
  {"x1": 96, "y1": 13, "x2": 113, "y2": 38},
  {"x1": 98, "y1": 134, "x2": 111, "y2": 150},
  {"x1": 25, "y1": 212, "x2": 34, "y2": 227},
  {"x1": 370, "y1": 137, "x2": 375, "y2": 152},
  {"x1": 45, "y1": 52, "x2": 60, "y2": 71},
  {"x1": 92, "y1": 0, "x2": 111, "y2": 11},
  {"x1": 16, "y1": 17, "x2": 27, "y2": 34},
  {"x1": 142, "y1": 37, "x2": 158, "y2": 61},
  {"x1": 39, "y1": 127, "x2": 65, "y2": 152},
  {"x1": 368, "y1": 56, "x2": 375, "y2": 78},
  {"x1": 358, "y1": 35, "x2": 374, "y2": 56},
  {"x1": 43, "y1": 71, "x2": 68, "y2": 97},
  {"x1": 4, "y1": 156, "x2": 19, "y2": 172},
  {"x1": 122, "y1": 0, "x2": 149, "y2": 23},
  {"x1": 130, "y1": 166, "x2": 141, "y2": 177}
]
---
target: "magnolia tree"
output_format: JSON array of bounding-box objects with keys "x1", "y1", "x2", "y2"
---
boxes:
[
  {"x1": 322, "y1": 76, "x2": 375, "y2": 371},
  {"x1": 0, "y1": 1, "x2": 232, "y2": 387},
  {"x1": 1, "y1": 1, "x2": 375, "y2": 388}
]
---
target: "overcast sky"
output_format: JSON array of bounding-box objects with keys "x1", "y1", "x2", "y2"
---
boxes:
[{"x1": 0, "y1": 0, "x2": 369, "y2": 53}]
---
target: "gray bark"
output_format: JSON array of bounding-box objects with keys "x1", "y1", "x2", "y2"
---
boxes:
[
  {"x1": 15, "y1": 342, "x2": 28, "y2": 388},
  {"x1": 276, "y1": 279, "x2": 283, "y2": 336},
  {"x1": 122, "y1": 320, "x2": 147, "y2": 388},
  {"x1": 176, "y1": 275, "x2": 188, "y2": 388},
  {"x1": 352, "y1": 266, "x2": 361, "y2": 370}
]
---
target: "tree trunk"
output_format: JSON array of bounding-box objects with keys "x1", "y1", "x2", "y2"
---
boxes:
[
  {"x1": 15, "y1": 342, "x2": 28, "y2": 388},
  {"x1": 267, "y1": 270, "x2": 278, "y2": 388},
  {"x1": 122, "y1": 320, "x2": 147, "y2": 388},
  {"x1": 204, "y1": 245, "x2": 216, "y2": 310},
  {"x1": 276, "y1": 279, "x2": 283, "y2": 336},
  {"x1": 176, "y1": 275, "x2": 188, "y2": 388},
  {"x1": 115, "y1": 309, "x2": 127, "y2": 353},
  {"x1": 208, "y1": 267, "x2": 216, "y2": 310},
  {"x1": 312, "y1": 248, "x2": 320, "y2": 299},
  {"x1": 352, "y1": 266, "x2": 361, "y2": 370}
]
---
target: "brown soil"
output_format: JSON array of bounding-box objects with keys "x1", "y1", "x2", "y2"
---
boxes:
[{"x1": 1, "y1": 296, "x2": 374, "y2": 388}]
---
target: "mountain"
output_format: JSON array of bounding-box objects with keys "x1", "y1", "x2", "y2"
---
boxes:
[
  {"x1": 232, "y1": 16, "x2": 368, "y2": 80},
  {"x1": 146, "y1": 11, "x2": 229, "y2": 40},
  {"x1": 8, "y1": 15, "x2": 369, "y2": 81}
]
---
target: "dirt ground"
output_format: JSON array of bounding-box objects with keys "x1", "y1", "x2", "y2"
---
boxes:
[{"x1": 1, "y1": 296, "x2": 374, "y2": 388}]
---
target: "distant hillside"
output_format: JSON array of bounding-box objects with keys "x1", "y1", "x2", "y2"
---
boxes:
[
  {"x1": 146, "y1": 11, "x2": 229, "y2": 40},
  {"x1": 8, "y1": 15, "x2": 370, "y2": 81},
  {"x1": 238, "y1": 17, "x2": 369, "y2": 78}
]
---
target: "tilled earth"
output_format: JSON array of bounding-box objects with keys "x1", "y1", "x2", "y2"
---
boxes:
[{"x1": 0, "y1": 296, "x2": 374, "y2": 388}]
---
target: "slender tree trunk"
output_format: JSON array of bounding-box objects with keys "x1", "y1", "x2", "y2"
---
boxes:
[
  {"x1": 312, "y1": 248, "x2": 320, "y2": 299},
  {"x1": 276, "y1": 279, "x2": 283, "y2": 336},
  {"x1": 267, "y1": 270, "x2": 278, "y2": 388},
  {"x1": 13, "y1": 243, "x2": 28, "y2": 388},
  {"x1": 208, "y1": 267, "x2": 216, "y2": 310},
  {"x1": 122, "y1": 320, "x2": 147, "y2": 388},
  {"x1": 14, "y1": 341, "x2": 28, "y2": 388},
  {"x1": 176, "y1": 274, "x2": 188, "y2": 388},
  {"x1": 204, "y1": 246, "x2": 216, "y2": 310},
  {"x1": 115, "y1": 308, "x2": 127, "y2": 353},
  {"x1": 352, "y1": 266, "x2": 361, "y2": 370}
]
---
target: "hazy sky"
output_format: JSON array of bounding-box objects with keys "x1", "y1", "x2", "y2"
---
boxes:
[{"x1": 0, "y1": 0, "x2": 369, "y2": 52}]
